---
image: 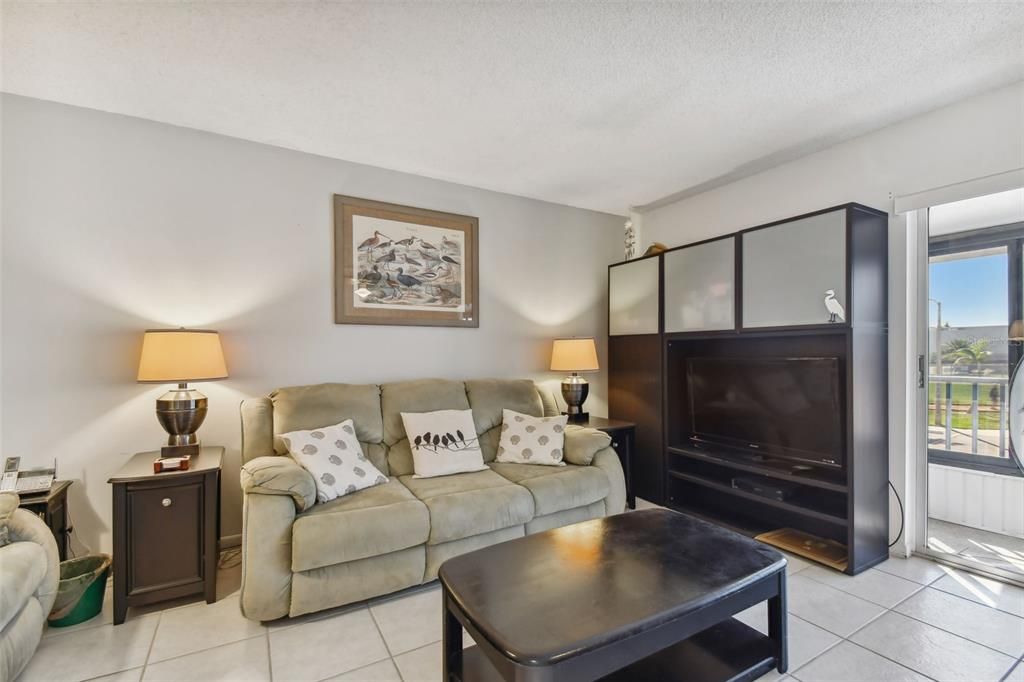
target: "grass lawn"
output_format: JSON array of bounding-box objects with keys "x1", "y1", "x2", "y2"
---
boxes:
[
  {"x1": 929, "y1": 411, "x2": 1002, "y2": 430},
  {"x1": 928, "y1": 380, "x2": 1005, "y2": 430}
]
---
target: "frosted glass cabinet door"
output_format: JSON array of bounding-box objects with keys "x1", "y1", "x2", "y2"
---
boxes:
[
  {"x1": 664, "y1": 237, "x2": 735, "y2": 332},
  {"x1": 742, "y1": 209, "x2": 847, "y2": 328},
  {"x1": 609, "y1": 257, "x2": 660, "y2": 335}
]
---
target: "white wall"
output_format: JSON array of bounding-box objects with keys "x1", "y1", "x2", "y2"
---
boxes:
[
  {"x1": 1, "y1": 94, "x2": 624, "y2": 553},
  {"x1": 641, "y1": 81, "x2": 1024, "y2": 555}
]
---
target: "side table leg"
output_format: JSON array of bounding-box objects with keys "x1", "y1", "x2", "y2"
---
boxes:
[
  {"x1": 625, "y1": 431, "x2": 636, "y2": 509},
  {"x1": 768, "y1": 572, "x2": 788, "y2": 673},
  {"x1": 204, "y1": 470, "x2": 219, "y2": 604},
  {"x1": 442, "y1": 590, "x2": 463, "y2": 681},
  {"x1": 112, "y1": 485, "x2": 127, "y2": 625},
  {"x1": 205, "y1": 575, "x2": 217, "y2": 604},
  {"x1": 113, "y1": 591, "x2": 127, "y2": 626}
]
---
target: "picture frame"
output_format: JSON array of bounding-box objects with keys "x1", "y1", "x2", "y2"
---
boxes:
[{"x1": 334, "y1": 195, "x2": 479, "y2": 327}]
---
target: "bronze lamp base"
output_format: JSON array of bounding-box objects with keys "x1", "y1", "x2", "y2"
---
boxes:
[
  {"x1": 561, "y1": 373, "x2": 590, "y2": 423},
  {"x1": 156, "y1": 383, "x2": 207, "y2": 458}
]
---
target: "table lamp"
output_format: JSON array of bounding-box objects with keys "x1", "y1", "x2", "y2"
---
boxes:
[
  {"x1": 137, "y1": 328, "x2": 228, "y2": 458},
  {"x1": 550, "y1": 338, "x2": 599, "y2": 422}
]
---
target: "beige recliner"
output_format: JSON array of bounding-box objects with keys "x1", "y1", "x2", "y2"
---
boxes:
[
  {"x1": 0, "y1": 492, "x2": 60, "y2": 682},
  {"x1": 238, "y1": 378, "x2": 626, "y2": 622}
]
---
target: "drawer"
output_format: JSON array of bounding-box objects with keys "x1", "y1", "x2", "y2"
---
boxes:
[{"x1": 126, "y1": 482, "x2": 203, "y2": 593}]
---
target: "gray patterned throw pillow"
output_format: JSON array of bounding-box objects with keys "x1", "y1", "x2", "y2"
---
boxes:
[
  {"x1": 495, "y1": 409, "x2": 568, "y2": 466},
  {"x1": 280, "y1": 419, "x2": 387, "y2": 504}
]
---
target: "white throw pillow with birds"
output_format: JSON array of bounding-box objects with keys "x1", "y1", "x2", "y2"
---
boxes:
[
  {"x1": 280, "y1": 418, "x2": 388, "y2": 503},
  {"x1": 401, "y1": 409, "x2": 488, "y2": 478},
  {"x1": 495, "y1": 409, "x2": 569, "y2": 466}
]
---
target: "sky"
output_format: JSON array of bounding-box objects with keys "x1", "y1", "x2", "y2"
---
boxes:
[{"x1": 929, "y1": 252, "x2": 1008, "y2": 328}]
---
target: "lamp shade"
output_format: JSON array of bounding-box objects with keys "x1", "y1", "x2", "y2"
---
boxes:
[
  {"x1": 550, "y1": 338, "x2": 599, "y2": 372},
  {"x1": 1010, "y1": 320, "x2": 1024, "y2": 341},
  {"x1": 137, "y1": 329, "x2": 228, "y2": 383}
]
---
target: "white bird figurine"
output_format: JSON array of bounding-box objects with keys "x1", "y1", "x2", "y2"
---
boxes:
[{"x1": 824, "y1": 289, "x2": 846, "y2": 323}]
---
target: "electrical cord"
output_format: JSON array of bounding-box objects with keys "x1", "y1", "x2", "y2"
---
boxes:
[
  {"x1": 64, "y1": 504, "x2": 92, "y2": 559},
  {"x1": 888, "y1": 480, "x2": 904, "y2": 548}
]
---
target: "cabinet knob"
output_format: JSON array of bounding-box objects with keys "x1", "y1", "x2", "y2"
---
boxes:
[{"x1": 161, "y1": 498, "x2": 172, "y2": 508}]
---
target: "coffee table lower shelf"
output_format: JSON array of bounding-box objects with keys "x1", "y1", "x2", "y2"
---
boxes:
[{"x1": 454, "y1": 617, "x2": 779, "y2": 682}]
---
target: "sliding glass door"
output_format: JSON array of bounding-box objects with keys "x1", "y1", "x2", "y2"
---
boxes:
[{"x1": 918, "y1": 188, "x2": 1024, "y2": 582}]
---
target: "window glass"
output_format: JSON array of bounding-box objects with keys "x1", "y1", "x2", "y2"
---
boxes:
[{"x1": 928, "y1": 246, "x2": 1010, "y2": 460}]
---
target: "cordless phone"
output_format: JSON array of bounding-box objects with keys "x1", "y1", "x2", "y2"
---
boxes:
[{"x1": 1, "y1": 457, "x2": 20, "y2": 493}]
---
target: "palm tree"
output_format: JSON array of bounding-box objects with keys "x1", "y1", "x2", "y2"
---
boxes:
[{"x1": 942, "y1": 338, "x2": 992, "y2": 374}]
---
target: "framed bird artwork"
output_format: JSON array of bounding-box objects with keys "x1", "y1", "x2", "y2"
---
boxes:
[{"x1": 333, "y1": 195, "x2": 479, "y2": 327}]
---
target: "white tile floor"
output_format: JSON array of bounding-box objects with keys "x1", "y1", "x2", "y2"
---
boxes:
[
  {"x1": 927, "y1": 518, "x2": 1024, "y2": 577},
  {"x1": 19, "y1": 509, "x2": 1024, "y2": 682}
]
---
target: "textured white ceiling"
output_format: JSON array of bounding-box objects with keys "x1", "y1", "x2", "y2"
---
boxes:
[{"x1": 3, "y1": 2, "x2": 1023, "y2": 215}]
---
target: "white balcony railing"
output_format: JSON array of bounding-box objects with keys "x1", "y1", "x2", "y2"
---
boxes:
[{"x1": 928, "y1": 374, "x2": 1009, "y2": 458}]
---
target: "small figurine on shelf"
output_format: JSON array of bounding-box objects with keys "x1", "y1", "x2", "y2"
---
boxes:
[
  {"x1": 824, "y1": 289, "x2": 846, "y2": 323},
  {"x1": 641, "y1": 242, "x2": 668, "y2": 257}
]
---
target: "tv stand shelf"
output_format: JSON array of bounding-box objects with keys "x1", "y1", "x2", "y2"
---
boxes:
[
  {"x1": 662, "y1": 325, "x2": 887, "y2": 571},
  {"x1": 667, "y1": 470, "x2": 847, "y2": 527},
  {"x1": 667, "y1": 445, "x2": 847, "y2": 492}
]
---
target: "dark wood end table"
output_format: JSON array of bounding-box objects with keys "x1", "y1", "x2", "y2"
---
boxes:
[
  {"x1": 109, "y1": 446, "x2": 222, "y2": 624},
  {"x1": 440, "y1": 508, "x2": 787, "y2": 682},
  {"x1": 576, "y1": 416, "x2": 635, "y2": 509},
  {"x1": 18, "y1": 480, "x2": 73, "y2": 561}
]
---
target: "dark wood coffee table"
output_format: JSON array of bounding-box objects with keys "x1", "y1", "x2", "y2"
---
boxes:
[{"x1": 439, "y1": 508, "x2": 787, "y2": 682}]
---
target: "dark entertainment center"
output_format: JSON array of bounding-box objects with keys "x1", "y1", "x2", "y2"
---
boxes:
[{"x1": 608, "y1": 203, "x2": 889, "y2": 575}]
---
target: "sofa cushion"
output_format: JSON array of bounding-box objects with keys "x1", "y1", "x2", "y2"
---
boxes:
[
  {"x1": 464, "y1": 379, "x2": 544, "y2": 439},
  {"x1": 538, "y1": 388, "x2": 561, "y2": 418},
  {"x1": 0, "y1": 542, "x2": 46, "y2": 632},
  {"x1": 291, "y1": 480, "x2": 429, "y2": 571},
  {"x1": 271, "y1": 383, "x2": 385, "y2": 464},
  {"x1": 398, "y1": 469, "x2": 534, "y2": 545},
  {"x1": 382, "y1": 379, "x2": 471, "y2": 475},
  {"x1": 465, "y1": 379, "x2": 544, "y2": 462},
  {"x1": 489, "y1": 462, "x2": 610, "y2": 516}
]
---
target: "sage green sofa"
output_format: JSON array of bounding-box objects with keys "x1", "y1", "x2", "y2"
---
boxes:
[
  {"x1": 0, "y1": 492, "x2": 59, "y2": 682},
  {"x1": 238, "y1": 378, "x2": 626, "y2": 622}
]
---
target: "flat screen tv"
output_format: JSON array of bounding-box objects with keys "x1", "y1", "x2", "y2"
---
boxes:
[{"x1": 686, "y1": 356, "x2": 844, "y2": 469}]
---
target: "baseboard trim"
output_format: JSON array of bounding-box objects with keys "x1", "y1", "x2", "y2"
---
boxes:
[{"x1": 220, "y1": 534, "x2": 242, "y2": 549}]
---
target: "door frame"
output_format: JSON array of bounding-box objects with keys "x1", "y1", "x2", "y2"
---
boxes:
[{"x1": 910, "y1": 206, "x2": 1024, "y2": 586}]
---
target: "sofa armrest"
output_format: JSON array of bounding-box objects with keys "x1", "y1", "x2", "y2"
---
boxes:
[
  {"x1": 2, "y1": 494, "x2": 60, "y2": 614},
  {"x1": 241, "y1": 456, "x2": 316, "y2": 513},
  {"x1": 0, "y1": 491, "x2": 16, "y2": 544},
  {"x1": 591, "y1": 447, "x2": 627, "y2": 515},
  {"x1": 563, "y1": 425, "x2": 612, "y2": 466},
  {"x1": 240, "y1": 491, "x2": 297, "y2": 621},
  {"x1": 241, "y1": 397, "x2": 276, "y2": 463}
]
